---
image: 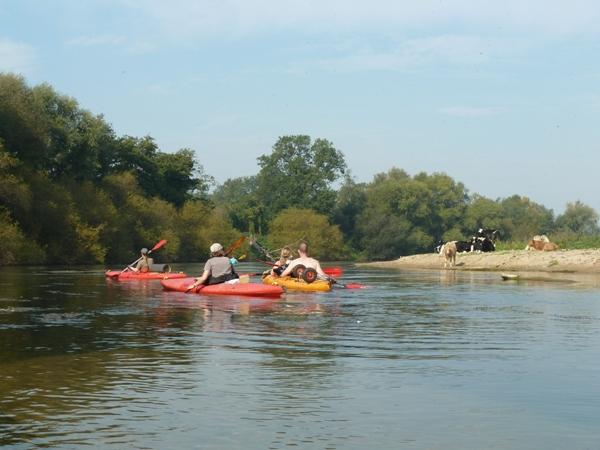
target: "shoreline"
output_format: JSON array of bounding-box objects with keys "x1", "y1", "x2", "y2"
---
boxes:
[{"x1": 357, "y1": 249, "x2": 600, "y2": 285}]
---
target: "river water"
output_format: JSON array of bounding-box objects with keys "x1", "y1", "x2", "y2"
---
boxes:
[{"x1": 1, "y1": 264, "x2": 599, "y2": 449}]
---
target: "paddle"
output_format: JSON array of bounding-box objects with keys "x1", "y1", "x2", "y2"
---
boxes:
[
  {"x1": 324, "y1": 275, "x2": 366, "y2": 289},
  {"x1": 116, "y1": 239, "x2": 167, "y2": 276},
  {"x1": 225, "y1": 236, "x2": 246, "y2": 256}
]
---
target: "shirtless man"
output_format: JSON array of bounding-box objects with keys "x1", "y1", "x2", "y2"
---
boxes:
[{"x1": 279, "y1": 241, "x2": 328, "y2": 278}]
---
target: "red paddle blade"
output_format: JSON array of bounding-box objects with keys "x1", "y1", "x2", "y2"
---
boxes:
[
  {"x1": 324, "y1": 267, "x2": 343, "y2": 277},
  {"x1": 343, "y1": 283, "x2": 366, "y2": 289},
  {"x1": 151, "y1": 239, "x2": 168, "y2": 252}
]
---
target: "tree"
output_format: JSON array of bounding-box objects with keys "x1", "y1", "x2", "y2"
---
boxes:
[
  {"x1": 332, "y1": 175, "x2": 367, "y2": 248},
  {"x1": 555, "y1": 201, "x2": 599, "y2": 235},
  {"x1": 499, "y1": 195, "x2": 554, "y2": 241},
  {"x1": 355, "y1": 168, "x2": 469, "y2": 259},
  {"x1": 256, "y1": 135, "x2": 346, "y2": 223},
  {"x1": 212, "y1": 176, "x2": 264, "y2": 233},
  {"x1": 266, "y1": 208, "x2": 347, "y2": 260},
  {"x1": 462, "y1": 195, "x2": 504, "y2": 237}
]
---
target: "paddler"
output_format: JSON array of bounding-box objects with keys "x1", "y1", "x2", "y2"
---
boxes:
[
  {"x1": 279, "y1": 241, "x2": 328, "y2": 279},
  {"x1": 268, "y1": 246, "x2": 294, "y2": 277},
  {"x1": 131, "y1": 248, "x2": 153, "y2": 272},
  {"x1": 187, "y1": 243, "x2": 239, "y2": 289}
]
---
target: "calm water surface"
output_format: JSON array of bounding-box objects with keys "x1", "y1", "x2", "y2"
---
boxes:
[{"x1": 1, "y1": 264, "x2": 599, "y2": 449}]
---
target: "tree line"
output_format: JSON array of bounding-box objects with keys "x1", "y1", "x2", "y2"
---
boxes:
[{"x1": 1, "y1": 74, "x2": 598, "y2": 265}]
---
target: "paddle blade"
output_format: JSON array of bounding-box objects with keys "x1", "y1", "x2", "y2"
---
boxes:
[
  {"x1": 225, "y1": 236, "x2": 246, "y2": 255},
  {"x1": 151, "y1": 239, "x2": 168, "y2": 252},
  {"x1": 324, "y1": 267, "x2": 343, "y2": 277},
  {"x1": 343, "y1": 283, "x2": 367, "y2": 289}
]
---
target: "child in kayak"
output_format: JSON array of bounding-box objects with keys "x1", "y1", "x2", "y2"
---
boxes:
[
  {"x1": 269, "y1": 246, "x2": 294, "y2": 277},
  {"x1": 131, "y1": 248, "x2": 154, "y2": 272},
  {"x1": 187, "y1": 243, "x2": 239, "y2": 289}
]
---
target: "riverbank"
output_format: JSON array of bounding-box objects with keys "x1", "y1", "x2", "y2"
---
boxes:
[{"x1": 358, "y1": 249, "x2": 600, "y2": 275}]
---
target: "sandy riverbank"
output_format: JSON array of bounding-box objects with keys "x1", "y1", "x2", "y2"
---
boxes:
[{"x1": 357, "y1": 249, "x2": 600, "y2": 281}]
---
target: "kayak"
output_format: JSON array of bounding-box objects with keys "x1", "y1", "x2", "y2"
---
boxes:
[
  {"x1": 105, "y1": 270, "x2": 188, "y2": 280},
  {"x1": 323, "y1": 267, "x2": 343, "y2": 277},
  {"x1": 161, "y1": 277, "x2": 284, "y2": 297},
  {"x1": 262, "y1": 275, "x2": 332, "y2": 292}
]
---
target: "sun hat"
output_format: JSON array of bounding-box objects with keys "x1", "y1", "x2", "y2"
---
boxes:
[{"x1": 210, "y1": 243, "x2": 223, "y2": 253}]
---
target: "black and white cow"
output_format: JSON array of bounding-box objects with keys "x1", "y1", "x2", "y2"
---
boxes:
[
  {"x1": 475, "y1": 228, "x2": 500, "y2": 242},
  {"x1": 472, "y1": 236, "x2": 495, "y2": 252}
]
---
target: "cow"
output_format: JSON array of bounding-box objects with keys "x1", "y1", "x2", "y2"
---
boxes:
[
  {"x1": 439, "y1": 241, "x2": 457, "y2": 268},
  {"x1": 455, "y1": 240, "x2": 474, "y2": 253},
  {"x1": 526, "y1": 239, "x2": 559, "y2": 251},
  {"x1": 476, "y1": 228, "x2": 501, "y2": 242},
  {"x1": 472, "y1": 236, "x2": 496, "y2": 252}
]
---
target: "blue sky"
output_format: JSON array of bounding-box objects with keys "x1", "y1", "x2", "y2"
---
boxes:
[{"x1": 1, "y1": 0, "x2": 599, "y2": 214}]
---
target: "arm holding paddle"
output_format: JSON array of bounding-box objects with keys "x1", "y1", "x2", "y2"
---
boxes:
[
  {"x1": 116, "y1": 239, "x2": 167, "y2": 276},
  {"x1": 187, "y1": 270, "x2": 209, "y2": 292}
]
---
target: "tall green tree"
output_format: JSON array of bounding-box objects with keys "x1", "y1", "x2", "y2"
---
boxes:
[
  {"x1": 256, "y1": 135, "x2": 346, "y2": 223},
  {"x1": 356, "y1": 168, "x2": 469, "y2": 259},
  {"x1": 332, "y1": 175, "x2": 367, "y2": 247},
  {"x1": 499, "y1": 195, "x2": 554, "y2": 241},
  {"x1": 555, "y1": 201, "x2": 599, "y2": 235},
  {"x1": 212, "y1": 176, "x2": 264, "y2": 233}
]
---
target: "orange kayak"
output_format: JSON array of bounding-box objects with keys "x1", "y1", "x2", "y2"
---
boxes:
[
  {"x1": 161, "y1": 277, "x2": 284, "y2": 297},
  {"x1": 105, "y1": 270, "x2": 187, "y2": 280}
]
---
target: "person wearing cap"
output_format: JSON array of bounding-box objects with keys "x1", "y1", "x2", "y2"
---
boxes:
[
  {"x1": 188, "y1": 243, "x2": 239, "y2": 289},
  {"x1": 131, "y1": 248, "x2": 154, "y2": 272},
  {"x1": 279, "y1": 241, "x2": 327, "y2": 278}
]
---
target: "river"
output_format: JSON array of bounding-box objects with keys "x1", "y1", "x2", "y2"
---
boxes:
[{"x1": 1, "y1": 264, "x2": 599, "y2": 449}]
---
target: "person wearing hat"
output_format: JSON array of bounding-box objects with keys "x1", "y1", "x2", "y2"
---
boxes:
[
  {"x1": 188, "y1": 243, "x2": 239, "y2": 289},
  {"x1": 131, "y1": 248, "x2": 154, "y2": 272}
]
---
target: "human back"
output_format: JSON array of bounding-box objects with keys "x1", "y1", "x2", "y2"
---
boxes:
[{"x1": 280, "y1": 241, "x2": 326, "y2": 278}]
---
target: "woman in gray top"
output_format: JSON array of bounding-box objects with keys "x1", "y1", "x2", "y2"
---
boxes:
[{"x1": 188, "y1": 243, "x2": 239, "y2": 289}]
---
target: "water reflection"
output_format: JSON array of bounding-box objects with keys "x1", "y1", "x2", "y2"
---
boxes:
[{"x1": 0, "y1": 264, "x2": 599, "y2": 449}]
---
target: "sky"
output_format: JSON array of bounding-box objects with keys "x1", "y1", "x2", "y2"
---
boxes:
[{"x1": 1, "y1": 0, "x2": 600, "y2": 214}]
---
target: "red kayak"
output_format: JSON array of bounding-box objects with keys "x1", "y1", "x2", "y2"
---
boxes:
[
  {"x1": 323, "y1": 267, "x2": 343, "y2": 277},
  {"x1": 105, "y1": 270, "x2": 188, "y2": 280},
  {"x1": 161, "y1": 277, "x2": 284, "y2": 297}
]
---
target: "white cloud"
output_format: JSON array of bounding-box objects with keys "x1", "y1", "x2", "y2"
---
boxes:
[
  {"x1": 438, "y1": 106, "x2": 504, "y2": 117},
  {"x1": 0, "y1": 39, "x2": 35, "y2": 75}
]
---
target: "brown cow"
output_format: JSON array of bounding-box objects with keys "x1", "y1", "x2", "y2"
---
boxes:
[
  {"x1": 439, "y1": 241, "x2": 457, "y2": 268},
  {"x1": 526, "y1": 239, "x2": 559, "y2": 251}
]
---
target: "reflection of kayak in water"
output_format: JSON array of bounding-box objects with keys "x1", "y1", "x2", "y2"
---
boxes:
[
  {"x1": 161, "y1": 277, "x2": 284, "y2": 297},
  {"x1": 262, "y1": 275, "x2": 332, "y2": 292},
  {"x1": 105, "y1": 270, "x2": 187, "y2": 280}
]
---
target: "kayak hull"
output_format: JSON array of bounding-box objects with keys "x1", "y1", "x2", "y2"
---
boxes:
[
  {"x1": 161, "y1": 277, "x2": 284, "y2": 297},
  {"x1": 262, "y1": 275, "x2": 332, "y2": 292},
  {"x1": 105, "y1": 270, "x2": 187, "y2": 280}
]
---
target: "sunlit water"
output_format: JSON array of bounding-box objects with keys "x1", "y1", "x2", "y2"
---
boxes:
[{"x1": 1, "y1": 264, "x2": 599, "y2": 449}]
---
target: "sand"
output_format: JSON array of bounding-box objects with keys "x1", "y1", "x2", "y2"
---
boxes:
[{"x1": 357, "y1": 249, "x2": 600, "y2": 286}]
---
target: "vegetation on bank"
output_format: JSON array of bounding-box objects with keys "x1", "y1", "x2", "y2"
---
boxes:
[{"x1": 1, "y1": 73, "x2": 599, "y2": 265}]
